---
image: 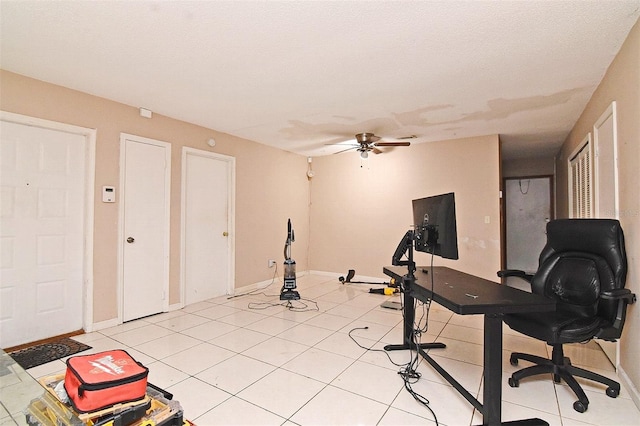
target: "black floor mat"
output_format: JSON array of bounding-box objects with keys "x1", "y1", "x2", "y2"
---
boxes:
[{"x1": 8, "y1": 337, "x2": 91, "y2": 370}]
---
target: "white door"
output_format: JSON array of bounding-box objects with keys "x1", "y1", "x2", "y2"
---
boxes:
[
  {"x1": 120, "y1": 135, "x2": 170, "y2": 322},
  {"x1": 182, "y1": 148, "x2": 234, "y2": 305},
  {"x1": 0, "y1": 120, "x2": 87, "y2": 347},
  {"x1": 505, "y1": 177, "x2": 552, "y2": 273}
]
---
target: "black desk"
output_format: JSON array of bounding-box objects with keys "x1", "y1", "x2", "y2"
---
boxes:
[{"x1": 383, "y1": 266, "x2": 555, "y2": 426}]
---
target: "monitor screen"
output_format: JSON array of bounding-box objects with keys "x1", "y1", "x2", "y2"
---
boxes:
[{"x1": 412, "y1": 192, "x2": 459, "y2": 260}]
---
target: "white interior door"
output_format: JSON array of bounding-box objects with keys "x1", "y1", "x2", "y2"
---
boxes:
[
  {"x1": 0, "y1": 120, "x2": 87, "y2": 347},
  {"x1": 120, "y1": 135, "x2": 170, "y2": 322},
  {"x1": 182, "y1": 148, "x2": 234, "y2": 305},
  {"x1": 505, "y1": 177, "x2": 552, "y2": 273}
]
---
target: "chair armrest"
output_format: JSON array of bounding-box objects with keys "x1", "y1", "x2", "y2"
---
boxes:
[
  {"x1": 601, "y1": 288, "x2": 637, "y2": 304},
  {"x1": 497, "y1": 269, "x2": 534, "y2": 283}
]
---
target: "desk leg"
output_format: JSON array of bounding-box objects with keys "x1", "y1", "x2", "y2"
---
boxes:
[
  {"x1": 384, "y1": 287, "x2": 446, "y2": 352},
  {"x1": 483, "y1": 314, "x2": 502, "y2": 426},
  {"x1": 481, "y1": 315, "x2": 550, "y2": 426}
]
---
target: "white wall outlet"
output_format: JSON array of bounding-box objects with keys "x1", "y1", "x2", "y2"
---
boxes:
[{"x1": 268, "y1": 259, "x2": 276, "y2": 268}]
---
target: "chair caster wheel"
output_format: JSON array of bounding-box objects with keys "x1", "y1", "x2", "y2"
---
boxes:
[
  {"x1": 573, "y1": 400, "x2": 588, "y2": 413},
  {"x1": 508, "y1": 377, "x2": 519, "y2": 388},
  {"x1": 509, "y1": 355, "x2": 518, "y2": 366},
  {"x1": 606, "y1": 387, "x2": 620, "y2": 398}
]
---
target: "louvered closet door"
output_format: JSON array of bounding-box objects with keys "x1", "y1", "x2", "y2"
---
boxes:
[{"x1": 569, "y1": 141, "x2": 592, "y2": 218}]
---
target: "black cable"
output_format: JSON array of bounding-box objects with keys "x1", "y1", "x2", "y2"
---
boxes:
[
  {"x1": 227, "y1": 264, "x2": 280, "y2": 299},
  {"x1": 400, "y1": 326, "x2": 439, "y2": 425},
  {"x1": 247, "y1": 295, "x2": 320, "y2": 313},
  {"x1": 287, "y1": 298, "x2": 320, "y2": 312},
  {"x1": 247, "y1": 301, "x2": 286, "y2": 310},
  {"x1": 393, "y1": 249, "x2": 440, "y2": 425},
  {"x1": 347, "y1": 327, "x2": 410, "y2": 368}
]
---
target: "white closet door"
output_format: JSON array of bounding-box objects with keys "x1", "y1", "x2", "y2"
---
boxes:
[
  {"x1": 183, "y1": 148, "x2": 233, "y2": 305},
  {"x1": 120, "y1": 135, "x2": 170, "y2": 322}
]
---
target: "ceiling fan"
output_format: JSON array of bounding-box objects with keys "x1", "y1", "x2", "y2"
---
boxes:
[{"x1": 329, "y1": 133, "x2": 413, "y2": 158}]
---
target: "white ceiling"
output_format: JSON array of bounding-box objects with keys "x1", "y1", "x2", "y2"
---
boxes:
[{"x1": 1, "y1": 1, "x2": 639, "y2": 159}]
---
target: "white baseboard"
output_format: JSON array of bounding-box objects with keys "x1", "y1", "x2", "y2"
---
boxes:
[
  {"x1": 307, "y1": 270, "x2": 341, "y2": 278},
  {"x1": 309, "y1": 269, "x2": 389, "y2": 284},
  {"x1": 88, "y1": 317, "x2": 120, "y2": 332},
  {"x1": 168, "y1": 302, "x2": 183, "y2": 312},
  {"x1": 88, "y1": 303, "x2": 182, "y2": 332},
  {"x1": 88, "y1": 270, "x2": 355, "y2": 332},
  {"x1": 618, "y1": 364, "x2": 640, "y2": 411}
]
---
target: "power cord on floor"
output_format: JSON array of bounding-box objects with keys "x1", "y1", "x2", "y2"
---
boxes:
[
  {"x1": 349, "y1": 323, "x2": 439, "y2": 425},
  {"x1": 400, "y1": 329, "x2": 439, "y2": 425},
  {"x1": 226, "y1": 265, "x2": 321, "y2": 312},
  {"x1": 348, "y1": 327, "x2": 409, "y2": 368},
  {"x1": 227, "y1": 264, "x2": 281, "y2": 300},
  {"x1": 347, "y1": 250, "x2": 440, "y2": 425},
  {"x1": 248, "y1": 298, "x2": 319, "y2": 312}
]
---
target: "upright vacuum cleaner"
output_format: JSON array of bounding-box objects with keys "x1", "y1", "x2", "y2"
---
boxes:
[{"x1": 280, "y1": 219, "x2": 300, "y2": 301}]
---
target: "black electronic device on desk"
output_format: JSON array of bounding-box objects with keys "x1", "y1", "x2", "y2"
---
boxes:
[{"x1": 412, "y1": 192, "x2": 459, "y2": 260}]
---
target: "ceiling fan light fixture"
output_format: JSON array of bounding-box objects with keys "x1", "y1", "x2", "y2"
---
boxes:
[{"x1": 360, "y1": 150, "x2": 368, "y2": 159}]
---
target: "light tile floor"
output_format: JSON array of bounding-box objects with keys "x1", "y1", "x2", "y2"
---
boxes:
[{"x1": 17, "y1": 275, "x2": 640, "y2": 425}]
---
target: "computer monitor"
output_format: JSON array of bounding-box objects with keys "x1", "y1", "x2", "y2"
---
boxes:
[{"x1": 412, "y1": 192, "x2": 459, "y2": 260}]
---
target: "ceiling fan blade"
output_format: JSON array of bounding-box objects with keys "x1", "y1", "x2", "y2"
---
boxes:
[
  {"x1": 374, "y1": 142, "x2": 411, "y2": 147},
  {"x1": 325, "y1": 142, "x2": 359, "y2": 146},
  {"x1": 372, "y1": 147, "x2": 383, "y2": 154},
  {"x1": 333, "y1": 146, "x2": 358, "y2": 154}
]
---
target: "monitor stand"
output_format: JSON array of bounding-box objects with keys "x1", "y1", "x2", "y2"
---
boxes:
[{"x1": 384, "y1": 231, "x2": 446, "y2": 352}]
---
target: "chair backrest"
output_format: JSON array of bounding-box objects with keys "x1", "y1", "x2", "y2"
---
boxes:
[{"x1": 531, "y1": 219, "x2": 627, "y2": 330}]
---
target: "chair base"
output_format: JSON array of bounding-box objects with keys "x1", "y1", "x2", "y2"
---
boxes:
[{"x1": 508, "y1": 345, "x2": 620, "y2": 413}]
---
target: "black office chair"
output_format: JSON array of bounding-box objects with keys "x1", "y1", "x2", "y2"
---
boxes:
[{"x1": 498, "y1": 219, "x2": 636, "y2": 413}]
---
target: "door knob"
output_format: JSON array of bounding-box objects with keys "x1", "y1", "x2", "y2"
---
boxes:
[
  {"x1": 127, "y1": 237, "x2": 135, "y2": 243},
  {"x1": 222, "y1": 232, "x2": 229, "y2": 237}
]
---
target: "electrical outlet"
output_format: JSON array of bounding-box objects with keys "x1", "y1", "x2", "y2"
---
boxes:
[{"x1": 268, "y1": 259, "x2": 276, "y2": 268}]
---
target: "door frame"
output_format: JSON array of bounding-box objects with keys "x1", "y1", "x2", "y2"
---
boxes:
[
  {"x1": 592, "y1": 102, "x2": 620, "y2": 367},
  {"x1": 593, "y1": 101, "x2": 619, "y2": 219},
  {"x1": 117, "y1": 133, "x2": 171, "y2": 322},
  {"x1": 180, "y1": 147, "x2": 236, "y2": 307},
  {"x1": 0, "y1": 111, "x2": 96, "y2": 333}
]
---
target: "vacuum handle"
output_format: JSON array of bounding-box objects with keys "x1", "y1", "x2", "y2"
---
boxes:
[
  {"x1": 284, "y1": 219, "x2": 294, "y2": 260},
  {"x1": 288, "y1": 219, "x2": 295, "y2": 242}
]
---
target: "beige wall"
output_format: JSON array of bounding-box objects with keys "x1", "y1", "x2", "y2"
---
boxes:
[
  {"x1": 502, "y1": 155, "x2": 555, "y2": 178},
  {"x1": 309, "y1": 135, "x2": 502, "y2": 282},
  {"x1": 0, "y1": 70, "x2": 310, "y2": 324},
  {"x1": 555, "y1": 19, "x2": 640, "y2": 402}
]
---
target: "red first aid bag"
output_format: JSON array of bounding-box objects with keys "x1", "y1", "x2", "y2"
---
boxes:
[{"x1": 64, "y1": 349, "x2": 149, "y2": 413}]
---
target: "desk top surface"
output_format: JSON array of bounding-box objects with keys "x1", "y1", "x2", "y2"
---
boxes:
[{"x1": 383, "y1": 266, "x2": 555, "y2": 315}]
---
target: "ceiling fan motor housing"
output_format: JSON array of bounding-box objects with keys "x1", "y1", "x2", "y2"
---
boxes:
[{"x1": 356, "y1": 132, "x2": 380, "y2": 144}]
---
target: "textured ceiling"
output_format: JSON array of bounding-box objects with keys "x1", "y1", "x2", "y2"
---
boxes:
[{"x1": 1, "y1": 1, "x2": 639, "y2": 159}]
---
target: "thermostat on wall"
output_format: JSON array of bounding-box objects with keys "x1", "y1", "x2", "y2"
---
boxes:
[{"x1": 102, "y1": 186, "x2": 116, "y2": 203}]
